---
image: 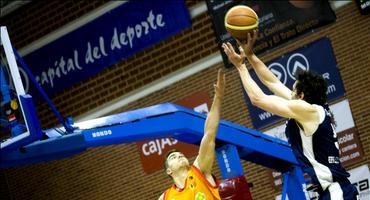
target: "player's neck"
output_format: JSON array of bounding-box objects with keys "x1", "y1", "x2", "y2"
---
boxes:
[{"x1": 172, "y1": 167, "x2": 189, "y2": 189}]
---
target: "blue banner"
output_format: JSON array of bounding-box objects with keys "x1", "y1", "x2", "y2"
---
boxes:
[
  {"x1": 243, "y1": 37, "x2": 346, "y2": 130},
  {"x1": 22, "y1": 0, "x2": 191, "y2": 98}
]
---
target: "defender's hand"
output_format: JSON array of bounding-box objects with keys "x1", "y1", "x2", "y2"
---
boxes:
[{"x1": 214, "y1": 69, "x2": 225, "y2": 98}]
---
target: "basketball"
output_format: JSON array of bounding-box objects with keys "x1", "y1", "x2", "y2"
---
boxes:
[{"x1": 224, "y1": 5, "x2": 259, "y2": 41}]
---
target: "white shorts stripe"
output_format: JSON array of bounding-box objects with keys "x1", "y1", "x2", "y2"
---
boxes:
[{"x1": 328, "y1": 182, "x2": 343, "y2": 200}]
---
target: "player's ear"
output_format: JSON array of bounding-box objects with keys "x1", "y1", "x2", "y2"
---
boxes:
[
  {"x1": 299, "y1": 92, "x2": 304, "y2": 100},
  {"x1": 166, "y1": 168, "x2": 172, "y2": 176}
]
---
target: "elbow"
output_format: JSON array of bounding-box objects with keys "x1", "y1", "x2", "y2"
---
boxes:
[
  {"x1": 250, "y1": 93, "x2": 269, "y2": 109},
  {"x1": 250, "y1": 95, "x2": 262, "y2": 106}
]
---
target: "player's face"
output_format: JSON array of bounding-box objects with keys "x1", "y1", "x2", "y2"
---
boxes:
[{"x1": 166, "y1": 152, "x2": 190, "y2": 172}]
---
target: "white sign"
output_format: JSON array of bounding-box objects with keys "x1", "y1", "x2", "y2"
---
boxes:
[
  {"x1": 329, "y1": 100, "x2": 355, "y2": 132},
  {"x1": 348, "y1": 165, "x2": 370, "y2": 200}
]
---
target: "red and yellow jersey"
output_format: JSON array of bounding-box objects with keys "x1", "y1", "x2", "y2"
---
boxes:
[{"x1": 164, "y1": 165, "x2": 220, "y2": 200}]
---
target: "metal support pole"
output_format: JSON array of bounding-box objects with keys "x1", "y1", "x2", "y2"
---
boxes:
[
  {"x1": 216, "y1": 144, "x2": 244, "y2": 179},
  {"x1": 283, "y1": 166, "x2": 307, "y2": 199}
]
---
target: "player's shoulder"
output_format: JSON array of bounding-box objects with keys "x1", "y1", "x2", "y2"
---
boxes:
[{"x1": 289, "y1": 99, "x2": 318, "y2": 113}]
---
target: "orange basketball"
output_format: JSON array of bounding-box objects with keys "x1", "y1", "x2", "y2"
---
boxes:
[{"x1": 224, "y1": 5, "x2": 259, "y2": 41}]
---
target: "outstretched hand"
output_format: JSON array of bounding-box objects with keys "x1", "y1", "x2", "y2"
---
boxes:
[
  {"x1": 222, "y1": 30, "x2": 258, "y2": 69},
  {"x1": 236, "y1": 29, "x2": 258, "y2": 56},
  {"x1": 214, "y1": 69, "x2": 225, "y2": 98},
  {"x1": 222, "y1": 42, "x2": 246, "y2": 69}
]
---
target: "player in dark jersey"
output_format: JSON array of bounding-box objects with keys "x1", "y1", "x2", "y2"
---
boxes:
[{"x1": 222, "y1": 30, "x2": 358, "y2": 200}]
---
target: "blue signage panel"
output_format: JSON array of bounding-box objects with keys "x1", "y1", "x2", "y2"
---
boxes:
[
  {"x1": 243, "y1": 37, "x2": 345, "y2": 130},
  {"x1": 22, "y1": 0, "x2": 191, "y2": 98}
]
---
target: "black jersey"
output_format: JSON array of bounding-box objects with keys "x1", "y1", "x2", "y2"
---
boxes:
[{"x1": 285, "y1": 104, "x2": 350, "y2": 191}]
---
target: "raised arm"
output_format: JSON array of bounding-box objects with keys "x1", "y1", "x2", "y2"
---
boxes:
[
  {"x1": 194, "y1": 69, "x2": 225, "y2": 175},
  {"x1": 237, "y1": 63, "x2": 316, "y2": 121},
  {"x1": 238, "y1": 30, "x2": 292, "y2": 99},
  {"x1": 223, "y1": 42, "x2": 319, "y2": 135}
]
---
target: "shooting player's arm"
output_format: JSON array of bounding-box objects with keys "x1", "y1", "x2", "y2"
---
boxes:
[
  {"x1": 246, "y1": 53, "x2": 292, "y2": 99},
  {"x1": 237, "y1": 30, "x2": 292, "y2": 99},
  {"x1": 237, "y1": 66, "x2": 319, "y2": 136}
]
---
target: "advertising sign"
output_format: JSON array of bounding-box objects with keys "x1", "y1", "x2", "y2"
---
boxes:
[
  {"x1": 348, "y1": 165, "x2": 370, "y2": 200},
  {"x1": 355, "y1": 0, "x2": 370, "y2": 15},
  {"x1": 21, "y1": 0, "x2": 191, "y2": 99}
]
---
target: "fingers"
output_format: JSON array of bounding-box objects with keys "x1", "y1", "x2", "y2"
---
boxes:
[
  {"x1": 217, "y1": 69, "x2": 225, "y2": 85},
  {"x1": 226, "y1": 42, "x2": 236, "y2": 55},
  {"x1": 215, "y1": 68, "x2": 225, "y2": 96},
  {"x1": 238, "y1": 46, "x2": 244, "y2": 53},
  {"x1": 236, "y1": 39, "x2": 243, "y2": 47},
  {"x1": 238, "y1": 46, "x2": 246, "y2": 58},
  {"x1": 247, "y1": 32, "x2": 252, "y2": 45},
  {"x1": 222, "y1": 42, "x2": 234, "y2": 57},
  {"x1": 222, "y1": 43, "x2": 230, "y2": 55},
  {"x1": 252, "y1": 29, "x2": 258, "y2": 43},
  {"x1": 222, "y1": 44, "x2": 231, "y2": 59},
  {"x1": 245, "y1": 29, "x2": 259, "y2": 45},
  {"x1": 217, "y1": 68, "x2": 223, "y2": 80},
  {"x1": 218, "y1": 68, "x2": 223, "y2": 76}
]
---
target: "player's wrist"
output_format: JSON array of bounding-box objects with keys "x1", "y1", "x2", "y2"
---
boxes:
[
  {"x1": 245, "y1": 52, "x2": 255, "y2": 59},
  {"x1": 235, "y1": 63, "x2": 246, "y2": 71},
  {"x1": 215, "y1": 93, "x2": 224, "y2": 99}
]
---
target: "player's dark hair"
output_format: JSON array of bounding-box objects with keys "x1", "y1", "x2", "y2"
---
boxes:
[{"x1": 295, "y1": 70, "x2": 327, "y2": 106}]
